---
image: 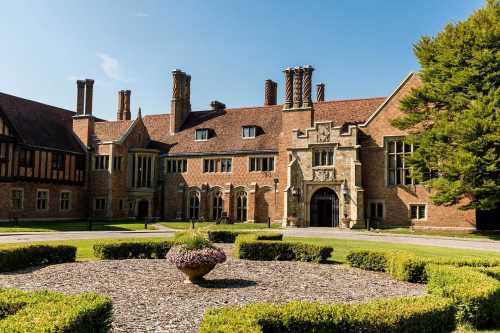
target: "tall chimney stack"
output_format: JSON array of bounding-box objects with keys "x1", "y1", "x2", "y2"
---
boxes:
[
  {"x1": 184, "y1": 75, "x2": 191, "y2": 113},
  {"x1": 283, "y1": 68, "x2": 294, "y2": 109},
  {"x1": 84, "y1": 79, "x2": 94, "y2": 116},
  {"x1": 264, "y1": 79, "x2": 277, "y2": 106},
  {"x1": 123, "y1": 90, "x2": 131, "y2": 120},
  {"x1": 316, "y1": 83, "x2": 325, "y2": 102},
  {"x1": 116, "y1": 90, "x2": 125, "y2": 120},
  {"x1": 76, "y1": 80, "x2": 85, "y2": 115},
  {"x1": 292, "y1": 67, "x2": 303, "y2": 108},
  {"x1": 170, "y1": 69, "x2": 186, "y2": 135},
  {"x1": 302, "y1": 65, "x2": 314, "y2": 108}
]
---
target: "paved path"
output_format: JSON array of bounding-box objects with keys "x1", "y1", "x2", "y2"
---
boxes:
[
  {"x1": 282, "y1": 228, "x2": 500, "y2": 252},
  {"x1": 0, "y1": 227, "x2": 499, "y2": 253}
]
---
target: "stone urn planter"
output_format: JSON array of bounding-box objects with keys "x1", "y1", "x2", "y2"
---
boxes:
[
  {"x1": 166, "y1": 239, "x2": 226, "y2": 284},
  {"x1": 341, "y1": 217, "x2": 351, "y2": 229}
]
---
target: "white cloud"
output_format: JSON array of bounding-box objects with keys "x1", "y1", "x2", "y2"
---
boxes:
[
  {"x1": 136, "y1": 12, "x2": 150, "y2": 17},
  {"x1": 97, "y1": 53, "x2": 125, "y2": 81}
]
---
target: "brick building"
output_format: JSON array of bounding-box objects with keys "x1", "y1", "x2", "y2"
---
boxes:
[{"x1": 0, "y1": 66, "x2": 491, "y2": 230}]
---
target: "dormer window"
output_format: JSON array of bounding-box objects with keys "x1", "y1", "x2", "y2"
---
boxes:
[
  {"x1": 195, "y1": 128, "x2": 210, "y2": 141},
  {"x1": 242, "y1": 126, "x2": 256, "y2": 139}
]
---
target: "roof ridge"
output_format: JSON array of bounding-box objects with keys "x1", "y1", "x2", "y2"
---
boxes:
[{"x1": 0, "y1": 91, "x2": 74, "y2": 114}]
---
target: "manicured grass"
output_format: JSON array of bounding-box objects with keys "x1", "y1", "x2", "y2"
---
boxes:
[
  {"x1": 159, "y1": 221, "x2": 281, "y2": 230},
  {"x1": 367, "y1": 228, "x2": 500, "y2": 241},
  {"x1": 286, "y1": 237, "x2": 500, "y2": 264},
  {"x1": 0, "y1": 220, "x2": 156, "y2": 232},
  {"x1": 0, "y1": 237, "x2": 167, "y2": 261}
]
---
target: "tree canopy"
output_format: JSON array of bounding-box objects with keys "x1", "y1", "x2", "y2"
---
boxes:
[{"x1": 392, "y1": 0, "x2": 500, "y2": 210}]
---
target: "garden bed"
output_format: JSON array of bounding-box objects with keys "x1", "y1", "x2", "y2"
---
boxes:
[{"x1": 0, "y1": 247, "x2": 423, "y2": 332}]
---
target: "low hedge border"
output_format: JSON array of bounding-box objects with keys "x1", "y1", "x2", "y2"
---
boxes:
[
  {"x1": 93, "y1": 241, "x2": 174, "y2": 260},
  {"x1": 207, "y1": 231, "x2": 283, "y2": 243},
  {"x1": 199, "y1": 296, "x2": 456, "y2": 333},
  {"x1": 0, "y1": 288, "x2": 112, "y2": 332},
  {"x1": 0, "y1": 245, "x2": 76, "y2": 272},
  {"x1": 347, "y1": 250, "x2": 500, "y2": 329},
  {"x1": 235, "y1": 234, "x2": 332, "y2": 263}
]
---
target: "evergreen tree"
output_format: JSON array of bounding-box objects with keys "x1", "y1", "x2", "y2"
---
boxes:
[{"x1": 392, "y1": 0, "x2": 500, "y2": 210}]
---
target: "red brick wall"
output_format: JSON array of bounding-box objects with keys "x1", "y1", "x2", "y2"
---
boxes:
[{"x1": 360, "y1": 74, "x2": 476, "y2": 230}]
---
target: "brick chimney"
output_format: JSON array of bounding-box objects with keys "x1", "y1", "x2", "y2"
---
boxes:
[
  {"x1": 72, "y1": 79, "x2": 95, "y2": 147},
  {"x1": 210, "y1": 100, "x2": 226, "y2": 111},
  {"x1": 84, "y1": 79, "x2": 94, "y2": 116},
  {"x1": 76, "y1": 80, "x2": 85, "y2": 115},
  {"x1": 316, "y1": 83, "x2": 325, "y2": 102},
  {"x1": 170, "y1": 69, "x2": 191, "y2": 135},
  {"x1": 302, "y1": 65, "x2": 314, "y2": 108},
  {"x1": 123, "y1": 90, "x2": 131, "y2": 120},
  {"x1": 292, "y1": 67, "x2": 303, "y2": 108},
  {"x1": 264, "y1": 80, "x2": 277, "y2": 106},
  {"x1": 283, "y1": 68, "x2": 294, "y2": 109},
  {"x1": 116, "y1": 90, "x2": 125, "y2": 120}
]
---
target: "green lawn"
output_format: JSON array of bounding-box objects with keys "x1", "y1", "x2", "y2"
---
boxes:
[
  {"x1": 0, "y1": 220, "x2": 156, "y2": 233},
  {"x1": 0, "y1": 237, "x2": 167, "y2": 261},
  {"x1": 159, "y1": 221, "x2": 281, "y2": 230},
  {"x1": 285, "y1": 236, "x2": 500, "y2": 264},
  {"x1": 366, "y1": 228, "x2": 500, "y2": 241}
]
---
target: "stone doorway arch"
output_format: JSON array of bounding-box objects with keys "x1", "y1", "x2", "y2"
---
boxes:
[
  {"x1": 310, "y1": 187, "x2": 339, "y2": 227},
  {"x1": 137, "y1": 200, "x2": 149, "y2": 220}
]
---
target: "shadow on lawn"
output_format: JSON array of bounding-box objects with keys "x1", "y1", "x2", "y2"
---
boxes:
[{"x1": 196, "y1": 278, "x2": 257, "y2": 289}]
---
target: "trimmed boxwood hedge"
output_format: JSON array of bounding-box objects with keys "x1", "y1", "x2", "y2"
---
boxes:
[
  {"x1": 0, "y1": 288, "x2": 112, "y2": 332},
  {"x1": 207, "y1": 231, "x2": 283, "y2": 243},
  {"x1": 235, "y1": 234, "x2": 332, "y2": 263},
  {"x1": 198, "y1": 296, "x2": 456, "y2": 333},
  {"x1": 93, "y1": 241, "x2": 174, "y2": 259},
  {"x1": 0, "y1": 245, "x2": 76, "y2": 272},
  {"x1": 426, "y1": 264, "x2": 500, "y2": 329}
]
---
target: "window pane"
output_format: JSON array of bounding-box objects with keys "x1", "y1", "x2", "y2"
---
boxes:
[
  {"x1": 370, "y1": 203, "x2": 376, "y2": 218},
  {"x1": 418, "y1": 205, "x2": 426, "y2": 219},
  {"x1": 269, "y1": 158, "x2": 274, "y2": 171},
  {"x1": 410, "y1": 205, "x2": 418, "y2": 219},
  {"x1": 377, "y1": 203, "x2": 383, "y2": 218}
]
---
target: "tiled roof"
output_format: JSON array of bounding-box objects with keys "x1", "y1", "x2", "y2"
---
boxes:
[
  {"x1": 94, "y1": 120, "x2": 134, "y2": 142},
  {"x1": 143, "y1": 97, "x2": 385, "y2": 155},
  {"x1": 0, "y1": 92, "x2": 84, "y2": 153}
]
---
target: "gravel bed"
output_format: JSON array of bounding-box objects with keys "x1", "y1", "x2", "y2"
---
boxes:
[{"x1": 0, "y1": 248, "x2": 425, "y2": 332}]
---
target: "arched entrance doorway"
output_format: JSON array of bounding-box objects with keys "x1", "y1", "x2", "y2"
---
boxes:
[
  {"x1": 137, "y1": 200, "x2": 149, "y2": 220},
  {"x1": 310, "y1": 187, "x2": 339, "y2": 227}
]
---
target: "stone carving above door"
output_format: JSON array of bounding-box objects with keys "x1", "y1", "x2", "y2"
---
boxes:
[
  {"x1": 313, "y1": 168, "x2": 336, "y2": 182},
  {"x1": 317, "y1": 123, "x2": 331, "y2": 143}
]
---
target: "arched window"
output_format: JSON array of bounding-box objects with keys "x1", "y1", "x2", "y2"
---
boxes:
[
  {"x1": 189, "y1": 191, "x2": 200, "y2": 220},
  {"x1": 212, "y1": 191, "x2": 223, "y2": 220},
  {"x1": 236, "y1": 191, "x2": 247, "y2": 222}
]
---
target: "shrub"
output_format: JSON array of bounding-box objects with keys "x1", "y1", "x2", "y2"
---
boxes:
[
  {"x1": 207, "y1": 231, "x2": 283, "y2": 243},
  {"x1": 0, "y1": 288, "x2": 112, "y2": 332},
  {"x1": 426, "y1": 264, "x2": 500, "y2": 328},
  {"x1": 386, "y1": 252, "x2": 428, "y2": 283},
  {"x1": 0, "y1": 245, "x2": 76, "y2": 272},
  {"x1": 198, "y1": 296, "x2": 456, "y2": 333},
  {"x1": 480, "y1": 266, "x2": 500, "y2": 280},
  {"x1": 235, "y1": 235, "x2": 332, "y2": 263},
  {"x1": 346, "y1": 251, "x2": 387, "y2": 271},
  {"x1": 93, "y1": 241, "x2": 173, "y2": 259},
  {"x1": 166, "y1": 245, "x2": 226, "y2": 268}
]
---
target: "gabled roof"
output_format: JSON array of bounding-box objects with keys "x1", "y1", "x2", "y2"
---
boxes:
[
  {"x1": 94, "y1": 120, "x2": 134, "y2": 142},
  {"x1": 143, "y1": 97, "x2": 385, "y2": 156},
  {"x1": 0, "y1": 92, "x2": 84, "y2": 153}
]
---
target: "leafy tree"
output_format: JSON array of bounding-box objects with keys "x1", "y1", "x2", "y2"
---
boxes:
[{"x1": 392, "y1": 0, "x2": 500, "y2": 210}]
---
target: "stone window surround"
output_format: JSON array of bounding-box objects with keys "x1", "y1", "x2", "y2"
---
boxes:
[
  {"x1": 94, "y1": 197, "x2": 107, "y2": 211},
  {"x1": 202, "y1": 158, "x2": 232, "y2": 174},
  {"x1": 367, "y1": 199, "x2": 385, "y2": 220},
  {"x1": 59, "y1": 190, "x2": 72, "y2": 211},
  {"x1": 186, "y1": 190, "x2": 201, "y2": 220},
  {"x1": 312, "y1": 148, "x2": 335, "y2": 168},
  {"x1": 249, "y1": 155, "x2": 275, "y2": 172},
  {"x1": 210, "y1": 189, "x2": 224, "y2": 220},
  {"x1": 195, "y1": 128, "x2": 210, "y2": 141},
  {"x1": 11, "y1": 188, "x2": 24, "y2": 210},
  {"x1": 409, "y1": 203, "x2": 427, "y2": 221},
  {"x1": 165, "y1": 158, "x2": 188, "y2": 174},
  {"x1": 383, "y1": 135, "x2": 417, "y2": 188},
  {"x1": 36, "y1": 189, "x2": 49, "y2": 211},
  {"x1": 242, "y1": 126, "x2": 257, "y2": 139}
]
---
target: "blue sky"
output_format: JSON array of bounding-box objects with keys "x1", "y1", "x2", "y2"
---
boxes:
[{"x1": 0, "y1": 0, "x2": 483, "y2": 120}]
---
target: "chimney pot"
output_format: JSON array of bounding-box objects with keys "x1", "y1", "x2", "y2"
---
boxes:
[
  {"x1": 123, "y1": 90, "x2": 131, "y2": 120},
  {"x1": 84, "y1": 79, "x2": 94, "y2": 116},
  {"x1": 302, "y1": 65, "x2": 314, "y2": 108},
  {"x1": 117, "y1": 90, "x2": 125, "y2": 120},
  {"x1": 292, "y1": 67, "x2": 304, "y2": 108},
  {"x1": 264, "y1": 79, "x2": 277, "y2": 106},
  {"x1": 76, "y1": 80, "x2": 85, "y2": 115},
  {"x1": 283, "y1": 68, "x2": 294, "y2": 109},
  {"x1": 316, "y1": 83, "x2": 325, "y2": 102},
  {"x1": 210, "y1": 100, "x2": 226, "y2": 111}
]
